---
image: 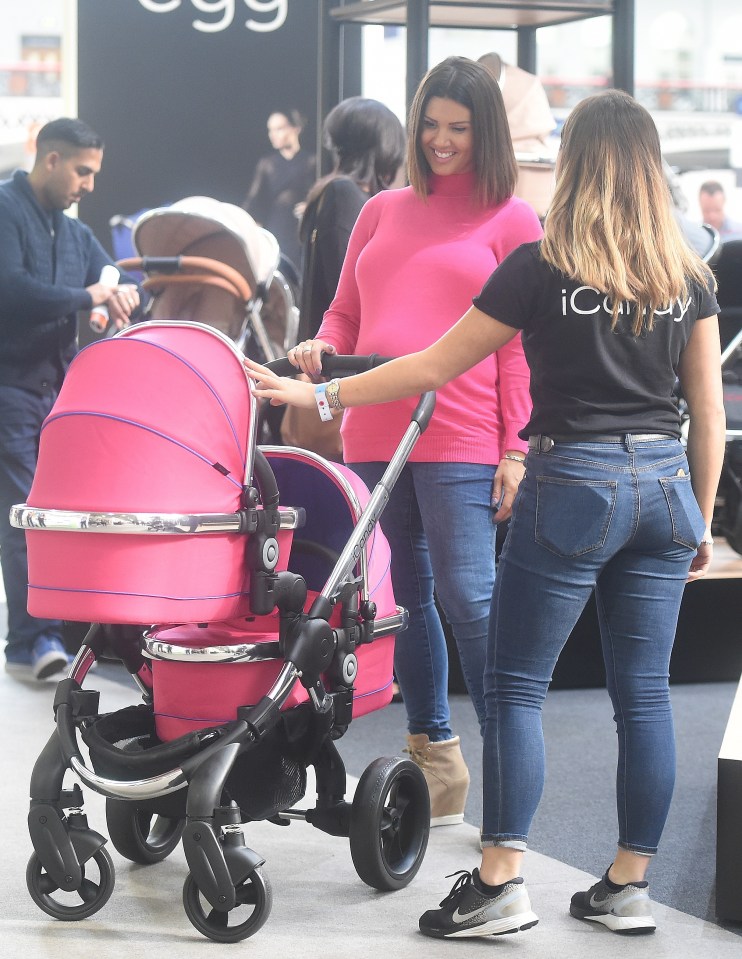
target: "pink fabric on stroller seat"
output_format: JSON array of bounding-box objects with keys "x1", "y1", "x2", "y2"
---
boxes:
[
  {"x1": 147, "y1": 452, "x2": 398, "y2": 740},
  {"x1": 24, "y1": 324, "x2": 288, "y2": 624}
]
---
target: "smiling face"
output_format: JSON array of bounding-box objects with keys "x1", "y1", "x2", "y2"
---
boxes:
[{"x1": 419, "y1": 96, "x2": 474, "y2": 176}]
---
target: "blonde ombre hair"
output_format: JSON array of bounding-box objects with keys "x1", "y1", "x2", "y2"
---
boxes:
[{"x1": 541, "y1": 90, "x2": 713, "y2": 334}]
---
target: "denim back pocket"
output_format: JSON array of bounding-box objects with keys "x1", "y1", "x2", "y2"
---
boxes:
[
  {"x1": 659, "y1": 474, "x2": 706, "y2": 548},
  {"x1": 535, "y1": 477, "x2": 617, "y2": 557}
]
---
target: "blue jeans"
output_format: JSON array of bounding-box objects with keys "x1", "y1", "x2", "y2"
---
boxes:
[
  {"x1": 0, "y1": 385, "x2": 62, "y2": 656},
  {"x1": 481, "y1": 436, "x2": 706, "y2": 855},
  {"x1": 350, "y1": 461, "x2": 495, "y2": 740}
]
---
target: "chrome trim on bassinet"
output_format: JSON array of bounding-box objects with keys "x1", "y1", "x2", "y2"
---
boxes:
[
  {"x1": 142, "y1": 634, "x2": 281, "y2": 663},
  {"x1": 142, "y1": 604, "x2": 406, "y2": 664},
  {"x1": 9, "y1": 504, "x2": 302, "y2": 535}
]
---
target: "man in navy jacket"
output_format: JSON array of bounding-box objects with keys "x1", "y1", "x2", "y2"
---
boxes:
[{"x1": 0, "y1": 117, "x2": 141, "y2": 681}]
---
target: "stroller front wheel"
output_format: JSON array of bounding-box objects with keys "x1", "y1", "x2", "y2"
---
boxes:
[
  {"x1": 105, "y1": 800, "x2": 185, "y2": 864},
  {"x1": 182, "y1": 867, "x2": 272, "y2": 943},
  {"x1": 349, "y1": 756, "x2": 430, "y2": 891},
  {"x1": 26, "y1": 846, "x2": 115, "y2": 920}
]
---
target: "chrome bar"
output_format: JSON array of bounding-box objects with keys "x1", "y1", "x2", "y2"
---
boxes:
[
  {"x1": 371, "y1": 606, "x2": 408, "y2": 639},
  {"x1": 144, "y1": 605, "x2": 405, "y2": 665},
  {"x1": 70, "y1": 756, "x2": 188, "y2": 800},
  {"x1": 320, "y1": 420, "x2": 422, "y2": 602},
  {"x1": 143, "y1": 635, "x2": 281, "y2": 663},
  {"x1": 264, "y1": 661, "x2": 302, "y2": 704},
  {"x1": 10, "y1": 505, "x2": 301, "y2": 535}
]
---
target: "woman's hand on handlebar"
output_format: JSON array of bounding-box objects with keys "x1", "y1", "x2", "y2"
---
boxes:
[
  {"x1": 286, "y1": 339, "x2": 336, "y2": 378},
  {"x1": 245, "y1": 357, "x2": 317, "y2": 409}
]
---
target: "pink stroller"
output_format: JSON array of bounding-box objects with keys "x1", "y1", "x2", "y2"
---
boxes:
[{"x1": 12, "y1": 321, "x2": 434, "y2": 943}]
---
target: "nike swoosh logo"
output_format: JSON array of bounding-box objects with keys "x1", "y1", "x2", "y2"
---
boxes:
[
  {"x1": 589, "y1": 893, "x2": 609, "y2": 908},
  {"x1": 452, "y1": 906, "x2": 484, "y2": 924}
]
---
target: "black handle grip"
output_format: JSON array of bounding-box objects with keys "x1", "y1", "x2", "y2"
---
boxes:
[
  {"x1": 264, "y1": 354, "x2": 436, "y2": 433},
  {"x1": 266, "y1": 353, "x2": 390, "y2": 378}
]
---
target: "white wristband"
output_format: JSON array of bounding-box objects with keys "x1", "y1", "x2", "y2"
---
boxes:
[{"x1": 314, "y1": 383, "x2": 333, "y2": 422}]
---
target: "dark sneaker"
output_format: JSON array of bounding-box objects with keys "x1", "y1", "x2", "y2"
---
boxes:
[
  {"x1": 570, "y1": 873, "x2": 656, "y2": 934},
  {"x1": 419, "y1": 869, "x2": 539, "y2": 939}
]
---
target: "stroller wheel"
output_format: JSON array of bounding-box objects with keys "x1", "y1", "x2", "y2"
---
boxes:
[
  {"x1": 349, "y1": 756, "x2": 430, "y2": 891},
  {"x1": 182, "y1": 867, "x2": 272, "y2": 943},
  {"x1": 26, "y1": 846, "x2": 115, "y2": 920},
  {"x1": 105, "y1": 800, "x2": 185, "y2": 864}
]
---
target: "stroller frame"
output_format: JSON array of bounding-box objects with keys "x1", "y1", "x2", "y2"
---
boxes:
[{"x1": 16, "y1": 324, "x2": 435, "y2": 942}]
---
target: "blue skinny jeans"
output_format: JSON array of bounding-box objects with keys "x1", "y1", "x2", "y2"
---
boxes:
[
  {"x1": 481, "y1": 436, "x2": 706, "y2": 855},
  {"x1": 349, "y1": 461, "x2": 496, "y2": 741},
  {"x1": 0, "y1": 385, "x2": 63, "y2": 656}
]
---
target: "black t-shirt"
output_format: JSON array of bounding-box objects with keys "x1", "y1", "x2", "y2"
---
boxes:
[{"x1": 473, "y1": 241, "x2": 719, "y2": 439}]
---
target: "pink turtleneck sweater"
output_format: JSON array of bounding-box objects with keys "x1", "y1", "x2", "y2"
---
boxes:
[{"x1": 318, "y1": 172, "x2": 543, "y2": 464}]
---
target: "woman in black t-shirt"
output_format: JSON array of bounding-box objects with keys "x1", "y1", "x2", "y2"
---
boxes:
[{"x1": 248, "y1": 90, "x2": 725, "y2": 939}]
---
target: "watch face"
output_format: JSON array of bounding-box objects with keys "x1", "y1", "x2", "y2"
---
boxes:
[{"x1": 326, "y1": 379, "x2": 341, "y2": 409}]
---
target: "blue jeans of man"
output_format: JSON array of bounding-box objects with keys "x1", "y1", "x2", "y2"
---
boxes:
[
  {"x1": 0, "y1": 385, "x2": 62, "y2": 657},
  {"x1": 350, "y1": 461, "x2": 496, "y2": 741},
  {"x1": 481, "y1": 436, "x2": 706, "y2": 855}
]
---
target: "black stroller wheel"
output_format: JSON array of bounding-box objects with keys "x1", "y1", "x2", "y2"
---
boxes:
[
  {"x1": 106, "y1": 800, "x2": 185, "y2": 864},
  {"x1": 349, "y1": 757, "x2": 430, "y2": 891},
  {"x1": 182, "y1": 867, "x2": 272, "y2": 943},
  {"x1": 26, "y1": 846, "x2": 115, "y2": 920}
]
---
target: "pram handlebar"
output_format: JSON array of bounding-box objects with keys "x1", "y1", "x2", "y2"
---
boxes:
[{"x1": 265, "y1": 354, "x2": 436, "y2": 433}]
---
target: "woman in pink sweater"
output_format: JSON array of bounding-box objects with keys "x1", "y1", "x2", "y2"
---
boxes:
[{"x1": 287, "y1": 57, "x2": 542, "y2": 825}]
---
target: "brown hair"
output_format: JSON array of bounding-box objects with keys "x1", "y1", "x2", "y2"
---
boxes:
[{"x1": 406, "y1": 56, "x2": 517, "y2": 208}]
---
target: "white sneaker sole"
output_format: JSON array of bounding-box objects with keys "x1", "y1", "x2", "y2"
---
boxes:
[
  {"x1": 430, "y1": 812, "x2": 465, "y2": 827},
  {"x1": 442, "y1": 910, "x2": 540, "y2": 937},
  {"x1": 584, "y1": 913, "x2": 656, "y2": 934}
]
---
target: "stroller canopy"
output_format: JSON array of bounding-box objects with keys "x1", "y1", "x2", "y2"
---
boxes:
[
  {"x1": 30, "y1": 323, "x2": 253, "y2": 514},
  {"x1": 133, "y1": 196, "x2": 279, "y2": 297}
]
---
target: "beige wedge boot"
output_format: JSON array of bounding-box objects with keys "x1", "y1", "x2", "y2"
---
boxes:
[{"x1": 405, "y1": 733, "x2": 470, "y2": 826}]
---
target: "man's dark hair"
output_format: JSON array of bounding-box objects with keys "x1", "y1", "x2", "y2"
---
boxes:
[{"x1": 36, "y1": 117, "x2": 103, "y2": 156}]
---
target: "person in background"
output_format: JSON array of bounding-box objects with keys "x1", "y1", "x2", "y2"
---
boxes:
[
  {"x1": 0, "y1": 117, "x2": 142, "y2": 682},
  {"x1": 283, "y1": 57, "x2": 542, "y2": 827},
  {"x1": 478, "y1": 52, "x2": 556, "y2": 216},
  {"x1": 698, "y1": 179, "x2": 742, "y2": 240},
  {"x1": 298, "y1": 96, "x2": 405, "y2": 341},
  {"x1": 280, "y1": 97, "x2": 405, "y2": 462},
  {"x1": 247, "y1": 89, "x2": 724, "y2": 939},
  {"x1": 243, "y1": 109, "x2": 316, "y2": 273}
]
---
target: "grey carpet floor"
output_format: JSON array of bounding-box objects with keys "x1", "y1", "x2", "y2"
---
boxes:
[{"x1": 4, "y1": 666, "x2": 742, "y2": 958}]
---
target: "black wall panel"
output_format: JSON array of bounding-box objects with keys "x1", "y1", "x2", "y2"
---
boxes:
[{"x1": 77, "y1": 0, "x2": 319, "y2": 251}]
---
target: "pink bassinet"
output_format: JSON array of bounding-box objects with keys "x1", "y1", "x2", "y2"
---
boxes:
[
  {"x1": 17, "y1": 322, "x2": 295, "y2": 625},
  {"x1": 145, "y1": 449, "x2": 401, "y2": 740}
]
